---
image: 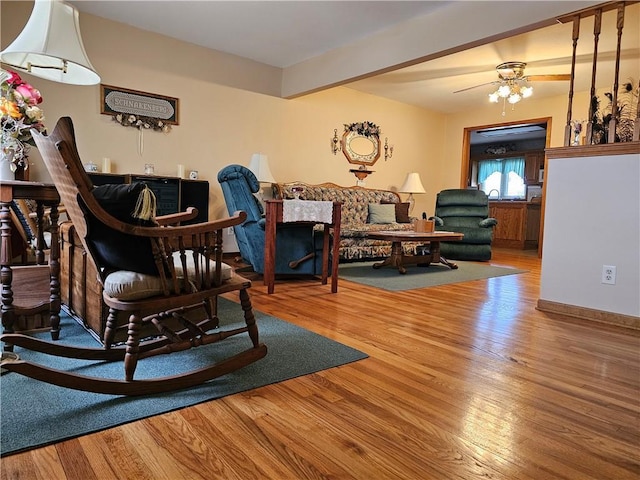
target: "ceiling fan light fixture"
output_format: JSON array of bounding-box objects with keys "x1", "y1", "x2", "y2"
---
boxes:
[
  {"x1": 497, "y1": 84, "x2": 511, "y2": 97},
  {"x1": 508, "y1": 92, "x2": 521, "y2": 104},
  {"x1": 521, "y1": 85, "x2": 533, "y2": 98},
  {"x1": 488, "y1": 92, "x2": 500, "y2": 103}
]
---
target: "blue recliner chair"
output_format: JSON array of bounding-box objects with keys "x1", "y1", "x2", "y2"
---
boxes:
[{"x1": 217, "y1": 165, "x2": 324, "y2": 275}]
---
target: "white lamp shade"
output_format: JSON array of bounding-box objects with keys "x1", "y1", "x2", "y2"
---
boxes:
[
  {"x1": 248, "y1": 153, "x2": 276, "y2": 183},
  {"x1": 0, "y1": 0, "x2": 100, "y2": 85},
  {"x1": 400, "y1": 173, "x2": 426, "y2": 194}
]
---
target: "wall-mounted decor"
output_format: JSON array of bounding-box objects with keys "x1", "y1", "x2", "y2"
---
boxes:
[
  {"x1": 331, "y1": 121, "x2": 394, "y2": 183},
  {"x1": 100, "y1": 84, "x2": 179, "y2": 133}
]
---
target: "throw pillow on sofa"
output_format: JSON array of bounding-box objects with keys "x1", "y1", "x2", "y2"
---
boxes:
[
  {"x1": 368, "y1": 203, "x2": 397, "y2": 224},
  {"x1": 381, "y1": 200, "x2": 411, "y2": 223}
]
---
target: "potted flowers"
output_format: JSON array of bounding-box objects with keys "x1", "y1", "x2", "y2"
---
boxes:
[{"x1": 1, "y1": 70, "x2": 46, "y2": 179}]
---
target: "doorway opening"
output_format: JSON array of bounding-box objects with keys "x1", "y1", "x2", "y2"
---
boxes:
[{"x1": 460, "y1": 117, "x2": 552, "y2": 256}]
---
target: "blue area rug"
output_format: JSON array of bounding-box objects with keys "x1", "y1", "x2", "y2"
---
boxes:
[
  {"x1": 0, "y1": 298, "x2": 367, "y2": 456},
  {"x1": 339, "y1": 260, "x2": 527, "y2": 291}
]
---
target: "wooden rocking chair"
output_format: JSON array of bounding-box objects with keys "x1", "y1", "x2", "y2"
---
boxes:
[{"x1": 0, "y1": 117, "x2": 267, "y2": 396}]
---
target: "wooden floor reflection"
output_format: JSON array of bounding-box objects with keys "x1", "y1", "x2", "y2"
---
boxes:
[{"x1": 3, "y1": 249, "x2": 638, "y2": 479}]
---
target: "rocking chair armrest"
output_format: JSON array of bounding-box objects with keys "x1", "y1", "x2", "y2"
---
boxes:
[
  {"x1": 155, "y1": 207, "x2": 199, "y2": 226},
  {"x1": 115, "y1": 210, "x2": 248, "y2": 238}
]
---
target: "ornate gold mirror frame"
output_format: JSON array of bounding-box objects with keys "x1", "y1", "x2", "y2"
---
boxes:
[{"x1": 340, "y1": 121, "x2": 381, "y2": 167}]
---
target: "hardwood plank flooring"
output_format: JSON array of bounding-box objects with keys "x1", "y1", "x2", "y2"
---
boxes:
[{"x1": 2, "y1": 249, "x2": 638, "y2": 479}]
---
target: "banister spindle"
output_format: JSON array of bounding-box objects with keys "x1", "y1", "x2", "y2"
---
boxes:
[
  {"x1": 565, "y1": 15, "x2": 581, "y2": 146},
  {"x1": 607, "y1": 2, "x2": 625, "y2": 143},
  {"x1": 585, "y1": 8, "x2": 602, "y2": 145}
]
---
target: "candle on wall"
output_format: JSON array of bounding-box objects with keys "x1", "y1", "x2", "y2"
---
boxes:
[
  {"x1": 177, "y1": 164, "x2": 185, "y2": 178},
  {"x1": 102, "y1": 157, "x2": 112, "y2": 173}
]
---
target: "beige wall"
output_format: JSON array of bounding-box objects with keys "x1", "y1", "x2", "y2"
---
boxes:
[
  {"x1": 2, "y1": 1, "x2": 619, "y2": 222},
  {"x1": 2, "y1": 1, "x2": 441, "y2": 221}
]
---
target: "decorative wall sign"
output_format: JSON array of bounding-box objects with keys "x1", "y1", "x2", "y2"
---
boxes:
[
  {"x1": 101, "y1": 84, "x2": 179, "y2": 155},
  {"x1": 100, "y1": 84, "x2": 179, "y2": 128}
]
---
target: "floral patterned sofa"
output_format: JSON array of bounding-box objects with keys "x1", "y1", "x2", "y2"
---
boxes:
[{"x1": 275, "y1": 182, "x2": 417, "y2": 262}]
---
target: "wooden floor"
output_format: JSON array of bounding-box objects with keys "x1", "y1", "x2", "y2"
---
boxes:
[{"x1": 2, "y1": 249, "x2": 639, "y2": 479}]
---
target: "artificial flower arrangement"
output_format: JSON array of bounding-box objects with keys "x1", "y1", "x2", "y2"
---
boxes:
[
  {"x1": 590, "y1": 80, "x2": 638, "y2": 144},
  {"x1": 1, "y1": 70, "x2": 46, "y2": 172},
  {"x1": 112, "y1": 112, "x2": 171, "y2": 133},
  {"x1": 344, "y1": 121, "x2": 380, "y2": 138}
]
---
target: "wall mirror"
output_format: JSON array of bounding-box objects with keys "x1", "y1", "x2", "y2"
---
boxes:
[{"x1": 340, "y1": 121, "x2": 381, "y2": 166}]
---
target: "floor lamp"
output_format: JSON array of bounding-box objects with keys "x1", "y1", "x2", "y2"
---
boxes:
[{"x1": 399, "y1": 172, "x2": 426, "y2": 214}]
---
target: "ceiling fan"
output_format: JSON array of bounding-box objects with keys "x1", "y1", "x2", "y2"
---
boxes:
[
  {"x1": 454, "y1": 61, "x2": 571, "y2": 94},
  {"x1": 454, "y1": 61, "x2": 570, "y2": 114}
]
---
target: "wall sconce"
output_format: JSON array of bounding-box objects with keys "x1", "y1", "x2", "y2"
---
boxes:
[
  {"x1": 384, "y1": 137, "x2": 394, "y2": 161},
  {"x1": 331, "y1": 129, "x2": 341, "y2": 155}
]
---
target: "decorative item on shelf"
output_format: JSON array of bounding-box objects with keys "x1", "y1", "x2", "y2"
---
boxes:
[
  {"x1": 384, "y1": 137, "x2": 394, "y2": 161},
  {"x1": 330, "y1": 128, "x2": 341, "y2": 155},
  {"x1": 102, "y1": 157, "x2": 112, "y2": 173},
  {"x1": 589, "y1": 80, "x2": 639, "y2": 144},
  {"x1": 189, "y1": 170, "x2": 198, "y2": 180},
  {"x1": 399, "y1": 172, "x2": 426, "y2": 214},
  {"x1": 349, "y1": 165, "x2": 374, "y2": 186},
  {"x1": 0, "y1": 0, "x2": 100, "y2": 85},
  {"x1": 84, "y1": 161, "x2": 98, "y2": 172},
  {"x1": 248, "y1": 153, "x2": 277, "y2": 201},
  {"x1": 0, "y1": 69, "x2": 46, "y2": 180},
  {"x1": 570, "y1": 120, "x2": 584, "y2": 146},
  {"x1": 144, "y1": 163, "x2": 155, "y2": 175},
  {"x1": 177, "y1": 164, "x2": 185, "y2": 178}
]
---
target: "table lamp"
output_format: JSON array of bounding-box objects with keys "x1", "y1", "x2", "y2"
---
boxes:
[
  {"x1": 399, "y1": 172, "x2": 426, "y2": 214},
  {"x1": 248, "y1": 153, "x2": 276, "y2": 200}
]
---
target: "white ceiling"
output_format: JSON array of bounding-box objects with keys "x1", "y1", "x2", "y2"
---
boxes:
[
  {"x1": 69, "y1": 1, "x2": 447, "y2": 68},
  {"x1": 69, "y1": 1, "x2": 639, "y2": 114}
]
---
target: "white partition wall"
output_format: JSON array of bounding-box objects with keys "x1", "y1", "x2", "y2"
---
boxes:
[{"x1": 540, "y1": 150, "x2": 640, "y2": 319}]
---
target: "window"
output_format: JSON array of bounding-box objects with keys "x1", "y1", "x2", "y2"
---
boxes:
[{"x1": 477, "y1": 157, "x2": 526, "y2": 199}]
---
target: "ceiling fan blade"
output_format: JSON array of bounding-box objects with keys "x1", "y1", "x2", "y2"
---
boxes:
[
  {"x1": 453, "y1": 81, "x2": 498, "y2": 93},
  {"x1": 525, "y1": 74, "x2": 571, "y2": 82}
]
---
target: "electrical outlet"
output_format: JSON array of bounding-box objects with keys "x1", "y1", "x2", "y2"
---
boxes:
[{"x1": 602, "y1": 265, "x2": 616, "y2": 285}]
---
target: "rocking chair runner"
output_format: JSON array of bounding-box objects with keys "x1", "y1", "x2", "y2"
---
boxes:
[{"x1": 0, "y1": 117, "x2": 267, "y2": 396}]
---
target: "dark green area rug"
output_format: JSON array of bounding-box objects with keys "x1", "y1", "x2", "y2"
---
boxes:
[
  {"x1": 0, "y1": 299, "x2": 367, "y2": 457},
  {"x1": 339, "y1": 260, "x2": 527, "y2": 291}
]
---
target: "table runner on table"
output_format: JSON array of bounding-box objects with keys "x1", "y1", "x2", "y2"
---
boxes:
[{"x1": 282, "y1": 200, "x2": 333, "y2": 223}]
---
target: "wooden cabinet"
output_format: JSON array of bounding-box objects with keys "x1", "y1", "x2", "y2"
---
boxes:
[
  {"x1": 88, "y1": 173, "x2": 209, "y2": 224},
  {"x1": 525, "y1": 151, "x2": 544, "y2": 185},
  {"x1": 525, "y1": 204, "x2": 541, "y2": 248},
  {"x1": 489, "y1": 201, "x2": 540, "y2": 249}
]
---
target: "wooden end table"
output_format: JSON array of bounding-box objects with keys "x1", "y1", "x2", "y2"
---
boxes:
[
  {"x1": 264, "y1": 199, "x2": 341, "y2": 294},
  {"x1": 1, "y1": 180, "x2": 61, "y2": 350},
  {"x1": 367, "y1": 230, "x2": 464, "y2": 274}
]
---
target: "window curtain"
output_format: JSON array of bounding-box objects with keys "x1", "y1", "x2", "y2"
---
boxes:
[{"x1": 478, "y1": 157, "x2": 525, "y2": 184}]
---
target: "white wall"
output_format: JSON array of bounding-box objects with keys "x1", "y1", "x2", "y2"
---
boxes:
[{"x1": 541, "y1": 153, "x2": 640, "y2": 317}]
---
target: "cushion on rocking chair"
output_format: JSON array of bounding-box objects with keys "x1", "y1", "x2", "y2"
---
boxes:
[
  {"x1": 85, "y1": 182, "x2": 160, "y2": 275},
  {"x1": 103, "y1": 252, "x2": 233, "y2": 301}
]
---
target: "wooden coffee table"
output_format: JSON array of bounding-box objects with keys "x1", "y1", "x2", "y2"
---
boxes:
[{"x1": 367, "y1": 230, "x2": 464, "y2": 274}]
